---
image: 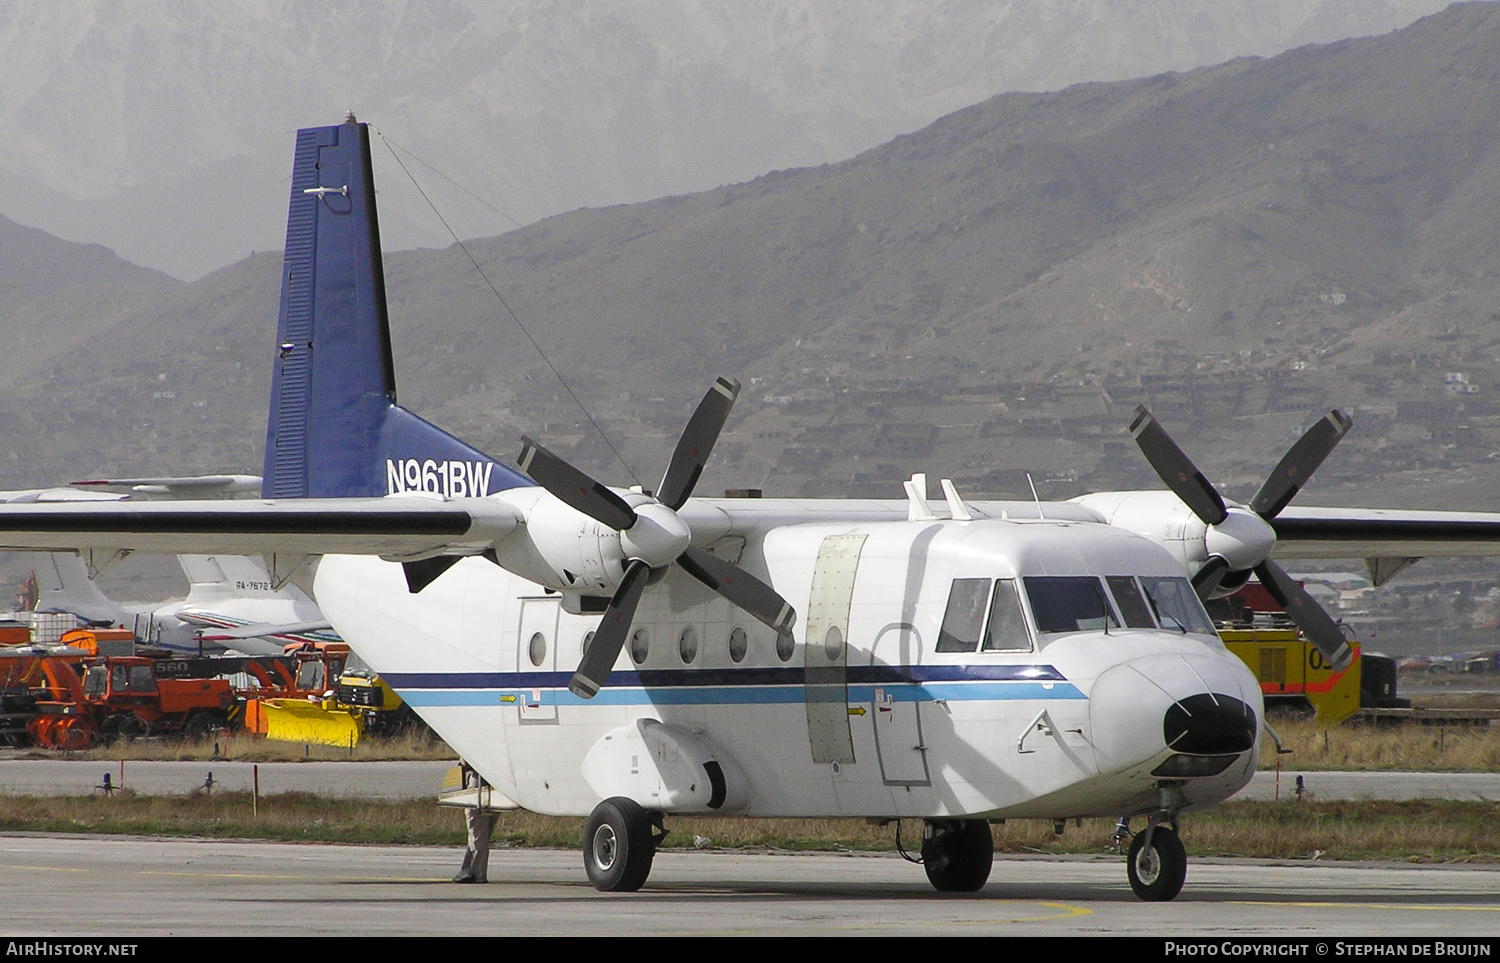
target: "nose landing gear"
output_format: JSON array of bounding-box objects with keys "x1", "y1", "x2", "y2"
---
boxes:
[
  {"x1": 1127, "y1": 820, "x2": 1187, "y2": 901},
  {"x1": 1122, "y1": 786, "x2": 1188, "y2": 901}
]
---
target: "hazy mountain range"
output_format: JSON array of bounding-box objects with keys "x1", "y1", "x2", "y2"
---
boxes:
[
  {"x1": 2, "y1": 0, "x2": 1500, "y2": 525},
  {"x1": 0, "y1": 0, "x2": 1453, "y2": 280}
]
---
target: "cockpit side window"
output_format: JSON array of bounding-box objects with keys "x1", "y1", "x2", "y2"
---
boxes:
[
  {"x1": 937, "y1": 578, "x2": 991, "y2": 653},
  {"x1": 1024, "y1": 576, "x2": 1120, "y2": 634},
  {"x1": 981, "y1": 579, "x2": 1031, "y2": 651},
  {"x1": 1106, "y1": 576, "x2": 1156, "y2": 629},
  {"x1": 1139, "y1": 575, "x2": 1218, "y2": 637}
]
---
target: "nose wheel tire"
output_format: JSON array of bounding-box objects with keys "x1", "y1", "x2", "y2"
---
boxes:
[
  {"x1": 583, "y1": 797, "x2": 657, "y2": 892},
  {"x1": 1127, "y1": 825, "x2": 1187, "y2": 901},
  {"x1": 921, "y1": 819, "x2": 993, "y2": 892}
]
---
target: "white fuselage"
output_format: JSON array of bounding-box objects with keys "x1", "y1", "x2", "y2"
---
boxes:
[{"x1": 312, "y1": 495, "x2": 1262, "y2": 822}]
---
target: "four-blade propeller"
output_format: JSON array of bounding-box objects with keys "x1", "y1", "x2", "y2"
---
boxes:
[
  {"x1": 1130, "y1": 406, "x2": 1354, "y2": 671},
  {"x1": 518, "y1": 377, "x2": 796, "y2": 699}
]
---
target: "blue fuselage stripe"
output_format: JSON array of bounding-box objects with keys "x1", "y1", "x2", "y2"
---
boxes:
[
  {"x1": 393, "y1": 671, "x2": 1087, "y2": 708},
  {"x1": 382, "y1": 663, "x2": 1069, "y2": 690}
]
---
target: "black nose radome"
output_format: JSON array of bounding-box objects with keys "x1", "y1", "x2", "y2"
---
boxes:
[{"x1": 1163, "y1": 694, "x2": 1257, "y2": 755}]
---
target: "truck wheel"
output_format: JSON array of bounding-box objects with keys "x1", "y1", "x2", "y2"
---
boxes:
[
  {"x1": 1127, "y1": 825, "x2": 1187, "y2": 901},
  {"x1": 583, "y1": 797, "x2": 656, "y2": 892},
  {"x1": 118, "y1": 716, "x2": 149, "y2": 743},
  {"x1": 183, "y1": 713, "x2": 216, "y2": 741},
  {"x1": 921, "y1": 819, "x2": 993, "y2": 892}
]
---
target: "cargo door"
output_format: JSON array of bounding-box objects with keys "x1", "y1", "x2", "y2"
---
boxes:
[{"x1": 805, "y1": 534, "x2": 865, "y2": 765}]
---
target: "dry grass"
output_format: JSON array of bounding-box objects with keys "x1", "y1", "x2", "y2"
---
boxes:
[
  {"x1": 1, "y1": 796, "x2": 1495, "y2": 862},
  {"x1": 32, "y1": 716, "x2": 1500, "y2": 772},
  {"x1": 0, "y1": 792, "x2": 467, "y2": 845},
  {"x1": 23, "y1": 729, "x2": 458, "y2": 764},
  {"x1": 1260, "y1": 715, "x2": 1500, "y2": 771}
]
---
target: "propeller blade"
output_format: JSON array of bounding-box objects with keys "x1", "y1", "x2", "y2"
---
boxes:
[
  {"x1": 677, "y1": 544, "x2": 796, "y2": 635},
  {"x1": 1254, "y1": 559, "x2": 1353, "y2": 672},
  {"x1": 658, "y1": 377, "x2": 740, "y2": 511},
  {"x1": 518, "y1": 436, "x2": 638, "y2": 531},
  {"x1": 1129, "y1": 406, "x2": 1228, "y2": 526},
  {"x1": 569, "y1": 559, "x2": 651, "y2": 699},
  {"x1": 1190, "y1": 556, "x2": 1230, "y2": 601},
  {"x1": 1248, "y1": 409, "x2": 1353, "y2": 519}
]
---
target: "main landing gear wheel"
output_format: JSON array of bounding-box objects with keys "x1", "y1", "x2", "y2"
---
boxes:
[
  {"x1": 921, "y1": 819, "x2": 993, "y2": 892},
  {"x1": 1127, "y1": 825, "x2": 1187, "y2": 902},
  {"x1": 583, "y1": 797, "x2": 658, "y2": 892}
]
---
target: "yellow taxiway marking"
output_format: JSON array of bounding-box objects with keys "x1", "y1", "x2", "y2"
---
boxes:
[{"x1": 1006, "y1": 900, "x2": 1093, "y2": 922}]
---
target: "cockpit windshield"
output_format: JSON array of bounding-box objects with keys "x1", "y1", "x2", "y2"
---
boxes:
[
  {"x1": 936, "y1": 578, "x2": 1034, "y2": 653},
  {"x1": 1024, "y1": 576, "x2": 1120, "y2": 634},
  {"x1": 1138, "y1": 575, "x2": 1218, "y2": 636},
  {"x1": 938, "y1": 572, "x2": 1219, "y2": 650}
]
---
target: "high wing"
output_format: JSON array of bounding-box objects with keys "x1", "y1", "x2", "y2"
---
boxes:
[
  {"x1": 1271, "y1": 506, "x2": 1500, "y2": 559},
  {"x1": 0, "y1": 498, "x2": 517, "y2": 558}
]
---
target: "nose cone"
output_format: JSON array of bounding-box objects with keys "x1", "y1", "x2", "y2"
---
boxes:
[
  {"x1": 1091, "y1": 648, "x2": 1262, "y2": 778},
  {"x1": 1165, "y1": 693, "x2": 1257, "y2": 755}
]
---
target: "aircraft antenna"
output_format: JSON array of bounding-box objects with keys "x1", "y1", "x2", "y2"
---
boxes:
[
  {"x1": 1026, "y1": 472, "x2": 1046, "y2": 520},
  {"x1": 372, "y1": 127, "x2": 642, "y2": 488}
]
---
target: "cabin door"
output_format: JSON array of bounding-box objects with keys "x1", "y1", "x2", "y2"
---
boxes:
[
  {"x1": 869, "y1": 624, "x2": 931, "y2": 786},
  {"x1": 805, "y1": 534, "x2": 865, "y2": 765}
]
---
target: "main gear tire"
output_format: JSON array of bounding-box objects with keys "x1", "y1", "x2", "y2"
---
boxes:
[
  {"x1": 921, "y1": 819, "x2": 993, "y2": 892},
  {"x1": 583, "y1": 797, "x2": 656, "y2": 892}
]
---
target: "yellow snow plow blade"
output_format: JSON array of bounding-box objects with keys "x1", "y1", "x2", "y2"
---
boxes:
[{"x1": 261, "y1": 699, "x2": 362, "y2": 748}]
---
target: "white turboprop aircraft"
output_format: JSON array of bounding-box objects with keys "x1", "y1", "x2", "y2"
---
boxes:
[
  {"x1": 0, "y1": 118, "x2": 1497, "y2": 901},
  {"x1": 33, "y1": 551, "x2": 334, "y2": 657}
]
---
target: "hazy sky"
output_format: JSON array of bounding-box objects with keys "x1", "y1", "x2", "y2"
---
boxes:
[{"x1": 0, "y1": 0, "x2": 1454, "y2": 280}]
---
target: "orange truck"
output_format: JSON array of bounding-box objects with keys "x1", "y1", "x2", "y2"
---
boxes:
[{"x1": 10, "y1": 653, "x2": 237, "y2": 749}]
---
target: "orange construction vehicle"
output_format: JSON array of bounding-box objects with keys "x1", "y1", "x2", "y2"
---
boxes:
[{"x1": 5, "y1": 652, "x2": 237, "y2": 749}]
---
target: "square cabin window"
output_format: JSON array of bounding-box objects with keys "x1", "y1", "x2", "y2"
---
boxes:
[
  {"x1": 981, "y1": 579, "x2": 1031, "y2": 651},
  {"x1": 937, "y1": 578, "x2": 991, "y2": 653}
]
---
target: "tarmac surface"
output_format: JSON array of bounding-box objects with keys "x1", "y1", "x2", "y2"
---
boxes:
[
  {"x1": 0, "y1": 758, "x2": 453, "y2": 799},
  {"x1": 1, "y1": 762, "x2": 1498, "y2": 936},
  {"x1": 3, "y1": 759, "x2": 1498, "y2": 801},
  {"x1": 0, "y1": 834, "x2": 1496, "y2": 937}
]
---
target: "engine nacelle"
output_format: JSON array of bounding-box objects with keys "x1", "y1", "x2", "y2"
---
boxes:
[
  {"x1": 489, "y1": 487, "x2": 692, "y2": 597},
  {"x1": 1073, "y1": 491, "x2": 1275, "y2": 592},
  {"x1": 490, "y1": 486, "x2": 629, "y2": 595}
]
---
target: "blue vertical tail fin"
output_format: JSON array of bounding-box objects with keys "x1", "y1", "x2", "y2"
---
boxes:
[{"x1": 262, "y1": 117, "x2": 533, "y2": 500}]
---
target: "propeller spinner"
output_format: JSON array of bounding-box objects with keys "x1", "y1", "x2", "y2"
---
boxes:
[
  {"x1": 518, "y1": 377, "x2": 796, "y2": 698},
  {"x1": 1130, "y1": 406, "x2": 1354, "y2": 672}
]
